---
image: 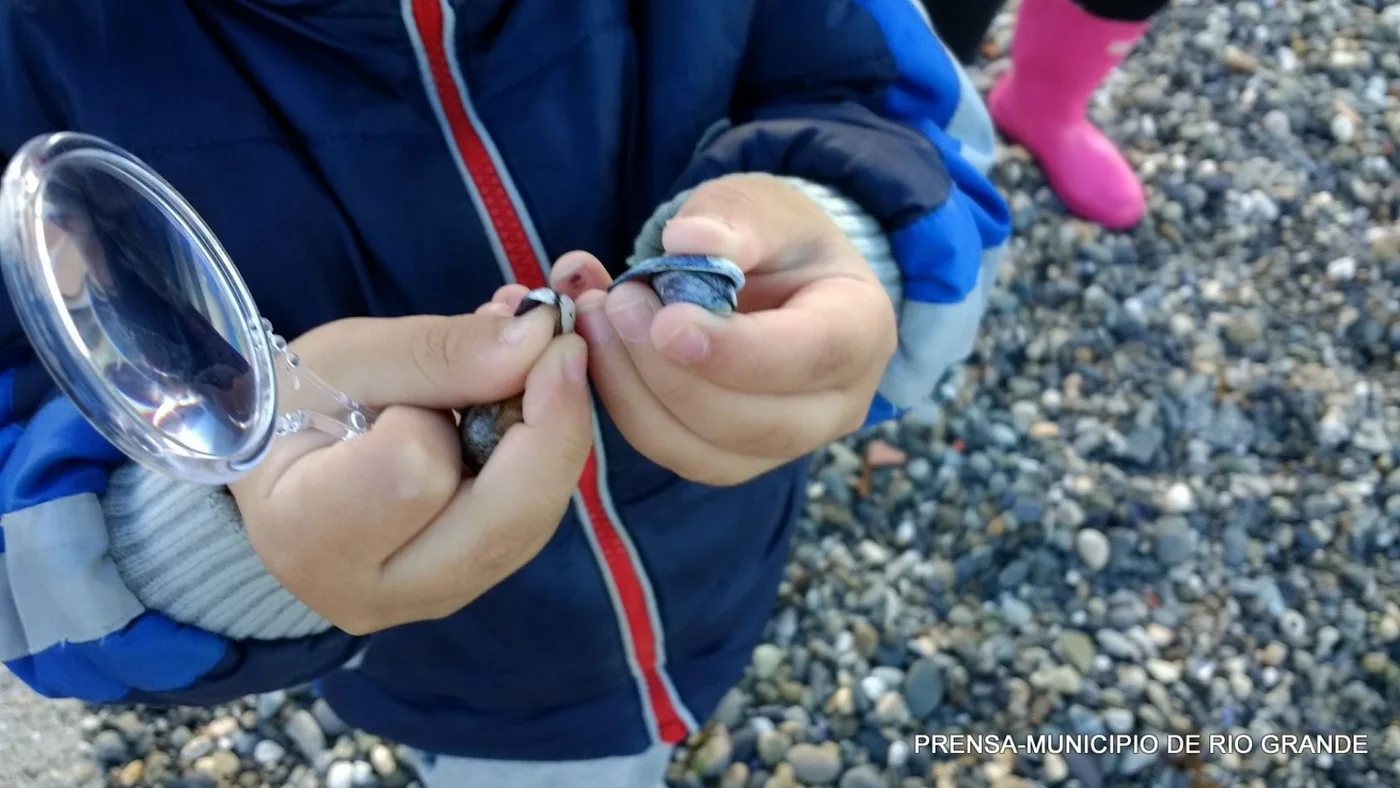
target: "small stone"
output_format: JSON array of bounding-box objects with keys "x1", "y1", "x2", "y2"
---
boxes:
[
  {"x1": 720, "y1": 762, "x2": 750, "y2": 788},
  {"x1": 1327, "y1": 256, "x2": 1357, "y2": 282},
  {"x1": 115, "y1": 760, "x2": 144, "y2": 788},
  {"x1": 1146, "y1": 660, "x2": 1182, "y2": 684},
  {"x1": 254, "y1": 740, "x2": 286, "y2": 768},
  {"x1": 352, "y1": 761, "x2": 374, "y2": 787},
  {"x1": 694, "y1": 725, "x2": 735, "y2": 778},
  {"x1": 180, "y1": 735, "x2": 215, "y2": 763},
  {"x1": 871, "y1": 692, "x2": 911, "y2": 726},
  {"x1": 1103, "y1": 708, "x2": 1135, "y2": 734},
  {"x1": 904, "y1": 659, "x2": 946, "y2": 719},
  {"x1": 1161, "y1": 483, "x2": 1195, "y2": 514},
  {"x1": 257, "y1": 690, "x2": 288, "y2": 719},
  {"x1": 1331, "y1": 114, "x2": 1357, "y2": 143},
  {"x1": 370, "y1": 744, "x2": 397, "y2": 777},
  {"x1": 860, "y1": 675, "x2": 887, "y2": 702},
  {"x1": 840, "y1": 764, "x2": 885, "y2": 788},
  {"x1": 327, "y1": 760, "x2": 355, "y2": 788},
  {"x1": 1043, "y1": 752, "x2": 1069, "y2": 783},
  {"x1": 1262, "y1": 110, "x2": 1291, "y2": 137},
  {"x1": 752, "y1": 644, "x2": 785, "y2": 680},
  {"x1": 825, "y1": 687, "x2": 855, "y2": 716},
  {"x1": 1155, "y1": 519, "x2": 1196, "y2": 565},
  {"x1": 285, "y1": 709, "x2": 327, "y2": 759},
  {"x1": 1096, "y1": 629, "x2": 1142, "y2": 661},
  {"x1": 1056, "y1": 630, "x2": 1097, "y2": 674},
  {"x1": 758, "y1": 730, "x2": 793, "y2": 767},
  {"x1": 1363, "y1": 653, "x2": 1389, "y2": 674},
  {"x1": 1076, "y1": 529, "x2": 1111, "y2": 572},
  {"x1": 1230, "y1": 672, "x2": 1255, "y2": 699},
  {"x1": 1031, "y1": 665, "x2": 1083, "y2": 695},
  {"x1": 1225, "y1": 311, "x2": 1265, "y2": 345},
  {"x1": 887, "y1": 739, "x2": 910, "y2": 769},
  {"x1": 786, "y1": 742, "x2": 843, "y2": 785},
  {"x1": 1224, "y1": 46, "x2": 1259, "y2": 72},
  {"x1": 93, "y1": 730, "x2": 130, "y2": 766},
  {"x1": 851, "y1": 619, "x2": 880, "y2": 659},
  {"x1": 203, "y1": 751, "x2": 241, "y2": 778}
]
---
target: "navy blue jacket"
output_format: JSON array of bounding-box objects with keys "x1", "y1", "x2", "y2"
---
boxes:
[{"x1": 0, "y1": 0, "x2": 1009, "y2": 761}]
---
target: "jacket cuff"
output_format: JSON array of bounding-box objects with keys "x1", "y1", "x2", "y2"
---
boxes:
[
  {"x1": 102, "y1": 464, "x2": 331, "y2": 641},
  {"x1": 627, "y1": 174, "x2": 902, "y2": 311}
]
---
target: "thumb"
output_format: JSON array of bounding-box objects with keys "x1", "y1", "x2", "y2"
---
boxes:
[
  {"x1": 661, "y1": 174, "x2": 830, "y2": 271},
  {"x1": 288, "y1": 308, "x2": 560, "y2": 410}
]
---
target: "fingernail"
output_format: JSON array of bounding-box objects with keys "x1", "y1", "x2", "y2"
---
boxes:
[
  {"x1": 606, "y1": 291, "x2": 656, "y2": 344},
  {"x1": 502, "y1": 307, "x2": 551, "y2": 345},
  {"x1": 563, "y1": 346, "x2": 589, "y2": 383},
  {"x1": 659, "y1": 324, "x2": 708, "y2": 365}
]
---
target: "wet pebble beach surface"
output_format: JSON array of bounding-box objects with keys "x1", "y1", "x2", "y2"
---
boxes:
[{"x1": 5, "y1": 0, "x2": 1400, "y2": 786}]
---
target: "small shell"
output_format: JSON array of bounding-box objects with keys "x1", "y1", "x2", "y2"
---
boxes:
[
  {"x1": 457, "y1": 288, "x2": 574, "y2": 472},
  {"x1": 512, "y1": 287, "x2": 576, "y2": 333},
  {"x1": 611, "y1": 255, "x2": 745, "y2": 315}
]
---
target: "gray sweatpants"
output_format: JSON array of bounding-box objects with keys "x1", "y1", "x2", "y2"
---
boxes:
[{"x1": 407, "y1": 743, "x2": 674, "y2": 788}]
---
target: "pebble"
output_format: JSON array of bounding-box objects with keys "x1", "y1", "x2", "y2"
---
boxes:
[
  {"x1": 757, "y1": 730, "x2": 793, "y2": 767},
  {"x1": 1160, "y1": 483, "x2": 1195, "y2": 514},
  {"x1": 1075, "y1": 529, "x2": 1111, "y2": 571},
  {"x1": 1145, "y1": 660, "x2": 1182, "y2": 684},
  {"x1": 752, "y1": 644, "x2": 785, "y2": 680},
  {"x1": 326, "y1": 760, "x2": 354, "y2": 788},
  {"x1": 1056, "y1": 630, "x2": 1097, "y2": 674},
  {"x1": 285, "y1": 710, "x2": 327, "y2": 759},
  {"x1": 253, "y1": 740, "x2": 286, "y2": 768},
  {"x1": 785, "y1": 743, "x2": 842, "y2": 784},
  {"x1": 903, "y1": 659, "x2": 945, "y2": 719},
  {"x1": 839, "y1": 764, "x2": 884, "y2": 788}
]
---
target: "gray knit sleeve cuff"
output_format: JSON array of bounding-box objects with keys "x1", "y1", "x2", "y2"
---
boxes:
[
  {"x1": 627, "y1": 174, "x2": 902, "y2": 309},
  {"x1": 101, "y1": 464, "x2": 332, "y2": 640}
]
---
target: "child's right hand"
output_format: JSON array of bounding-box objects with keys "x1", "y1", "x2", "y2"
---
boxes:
[{"x1": 227, "y1": 305, "x2": 593, "y2": 635}]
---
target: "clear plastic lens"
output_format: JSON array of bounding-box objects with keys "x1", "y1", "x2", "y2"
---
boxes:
[{"x1": 0, "y1": 132, "x2": 372, "y2": 485}]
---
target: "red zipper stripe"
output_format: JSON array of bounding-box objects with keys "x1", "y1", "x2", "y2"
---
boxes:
[{"x1": 406, "y1": 0, "x2": 690, "y2": 746}]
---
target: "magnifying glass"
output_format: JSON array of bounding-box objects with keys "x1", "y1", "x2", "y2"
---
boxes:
[{"x1": 0, "y1": 132, "x2": 375, "y2": 485}]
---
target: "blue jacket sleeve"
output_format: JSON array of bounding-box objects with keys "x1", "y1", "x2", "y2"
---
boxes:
[
  {"x1": 0, "y1": 8, "x2": 362, "y2": 707},
  {"x1": 0, "y1": 365, "x2": 362, "y2": 706},
  {"x1": 667, "y1": 0, "x2": 1012, "y2": 425}
]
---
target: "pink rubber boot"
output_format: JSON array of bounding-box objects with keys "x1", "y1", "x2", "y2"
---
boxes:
[{"x1": 988, "y1": 0, "x2": 1150, "y2": 231}]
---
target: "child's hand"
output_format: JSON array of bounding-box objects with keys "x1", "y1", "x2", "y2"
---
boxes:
[
  {"x1": 556, "y1": 174, "x2": 898, "y2": 487},
  {"x1": 227, "y1": 306, "x2": 592, "y2": 634}
]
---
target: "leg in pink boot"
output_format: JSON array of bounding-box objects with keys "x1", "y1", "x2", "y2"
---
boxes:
[{"x1": 989, "y1": 0, "x2": 1153, "y2": 231}]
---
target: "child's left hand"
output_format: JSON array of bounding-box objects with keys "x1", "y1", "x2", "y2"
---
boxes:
[{"x1": 541, "y1": 174, "x2": 897, "y2": 486}]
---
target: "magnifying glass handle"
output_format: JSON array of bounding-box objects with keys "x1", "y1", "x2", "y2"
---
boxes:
[{"x1": 264, "y1": 319, "x2": 378, "y2": 442}]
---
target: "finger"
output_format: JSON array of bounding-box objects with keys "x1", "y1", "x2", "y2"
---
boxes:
[
  {"x1": 377, "y1": 333, "x2": 595, "y2": 612},
  {"x1": 475, "y1": 301, "x2": 513, "y2": 318},
  {"x1": 602, "y1": 284, "x2": 861, "y2": 458},
  {"x1": 577, "y1": 291, "x2": 786, "y2": 480},
  {"x1": 550, "y1": 251, "x2": 613, "y2": 299},
  {"x1": 296, "y1": 309, "x2": 559, "y2": 410},
  {"x1": 247, "y1": 406, "x2": 462, "y2": 596},
  {"x1": 491, "y1": 284, "x2": 530, "y2": 309},
  {"x1": 646, "y1": 277, "x2": 896, "y2": 394},
  {"x1": 662, "y1": 174, "x2": 832, "y2": 271}
]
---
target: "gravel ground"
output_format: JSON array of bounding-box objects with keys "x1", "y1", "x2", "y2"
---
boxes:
[{"x1": 6, "y1": 0, "x2": 1400, "y2": 786}]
